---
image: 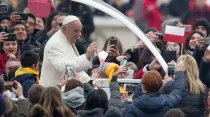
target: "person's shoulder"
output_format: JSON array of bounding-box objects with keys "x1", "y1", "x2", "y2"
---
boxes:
[{"x1": 0, "y1": 53, "x2": 3, "y2": 58}]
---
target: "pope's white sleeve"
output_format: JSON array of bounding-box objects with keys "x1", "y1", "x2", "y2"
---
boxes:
[{"x1": 47, "y1": 46, "x2": 91, "y2": 73}]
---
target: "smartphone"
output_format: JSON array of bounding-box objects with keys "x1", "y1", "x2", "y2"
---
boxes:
[
  {"x1": 110, "y1": 39, "x2": 117, "y2": 46},
  {"x1": 4, "y1": 33, "x2": 16, "y2": 41},
  {"x1": 0, "y1": 5, "x2": 8, "y2": 13},
  {"x1": 65, "y1": 65, "x2": 74, "y2": 80},
  {"x1": 124, "y1": 84, "x2": 137, "y2": 95},
  {"x1": 120, "y1": 60, "x2": 128, "y2": 67},
  {"x1": 204, "y1": 37, "x2": 210, "y2": 45},
  {"x1": 124, "y1": 53, "x2": 131, "y2": 60},
  {"x1": 161, "y1": 50, "x2": 177, "y2": 63},
  {"x1": 168, "y1": 64, "x2": 175, "y2": 77},
  {"x1": 15, "y1": 13, "x2": 28, "y2": 21},
  {"x1": 126, "y1": 68, "x2": 134, "y2": 79}
]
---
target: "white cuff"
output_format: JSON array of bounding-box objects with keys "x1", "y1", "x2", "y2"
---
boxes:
[{"x1": 18, "y1": 95, "x2": 25, "y2": 100}]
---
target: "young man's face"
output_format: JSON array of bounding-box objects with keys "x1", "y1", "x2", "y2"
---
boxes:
[
  {"x1": 14, "y1": 24, "x2": 27, "y2": 41},
  {"x1": 0, "y1": 19, "x2": 10, "y2": 29},
  {"x1": 25, "y1": 17, "x2": 35, "y2": 35},
  {"x1": 195, "y1": 26, "x2": 208, "y2": 37}
]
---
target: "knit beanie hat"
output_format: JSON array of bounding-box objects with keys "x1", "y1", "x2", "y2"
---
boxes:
[
  {"x1": 193, "y1": 18, "x2": 210, "y2": 36},
  {"x1": 0, "y1": 94, "x2": 6, "y2": 116}
]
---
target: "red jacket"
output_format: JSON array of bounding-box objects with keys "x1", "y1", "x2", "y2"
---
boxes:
[
  {"x1": 0, "y1": 53, "x2": 10, "y2": 74},
  {"x1": 142, "y1": 0, "x2": 161, "y2": 31},
  {"x1": 0, "y1": 53, "x2": 19, "y2": 74},
  {"x1": 184, "y1": 0, "x2": 210, "y2": 26},
  {"x1": 134, "y1": 68, "x2": 144, "y2": 79}
]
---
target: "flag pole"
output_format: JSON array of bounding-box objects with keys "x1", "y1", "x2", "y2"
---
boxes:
[{"x1": 181, "y1": 44, "x2": 184, "y2": 56}]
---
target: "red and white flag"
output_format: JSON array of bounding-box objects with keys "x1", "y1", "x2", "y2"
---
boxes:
[
  {"x1": 184, "y1": 25, "x2": 192, "y2": 39},
  {"x1": 164, "y1": 25, "x2": 185, "y2": 44}
]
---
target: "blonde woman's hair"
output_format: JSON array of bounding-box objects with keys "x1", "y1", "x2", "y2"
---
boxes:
[
  {"x1": 39, "y1": 87, "x2": 74, "y2": 117},
  {"x1": 177, "y1": 55, "x2": 205, "y2": 95}
]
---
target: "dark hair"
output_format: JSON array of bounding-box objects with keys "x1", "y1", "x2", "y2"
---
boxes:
[
  {"x1": 20, "y1": 51, "x2": 39, "y2": 67},
  {"x1": 27, "y1": 13, "x2": 36, "y2": 27},
  {"x1": 0, "y1": 78, "x2": 4, "y2": 94},
  {"x1": 0, "y1": 16, "x2": 10, "y2": 23},
  {"x1": 28, "y1": 84, "x2": 44, "y2": 104},
  {"x1": 87, "y1": 65, "x2": 99, "y2": 76},
  {"x1": 13, "y1": 21, "x2": 26, "y2": 28},
  {"x1": 144, "y1": 28, "x2": 157, "y2": 34},
  {"x1": 40, "y1": 11, "x2": 61, "y2": 35},
  {"x1": 142, "y1": 70, "x2": 163, "y2": 92},
  {"x1": 64, "y1": 79, "x2": 83, "y2": 93},
  {"x1": 57, "y1": 12, "x2": 69, "y2": 17},
  {"x1": 29, "y1": 104, "x2": 50, "y2": 117},
  {"x1": 0, "y1": 40, "x2": 19, "y2": 57},
  {"x1": 85, "y1": 89, "x2": 108, "y2": 114},
  {"x1": 184, "y1": 31, "x2": 204, "y2": 51},
  {"x1": 164, "y1": 109, "x2": 185, "y2": 117}
]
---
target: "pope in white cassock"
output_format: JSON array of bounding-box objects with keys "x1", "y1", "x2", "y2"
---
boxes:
[{"x1": 39, "y1": 15, "x2": 97, "y2": 87}]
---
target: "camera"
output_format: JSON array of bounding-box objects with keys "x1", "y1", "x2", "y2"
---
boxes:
[
  {"x1": 168, "y1": 64, "x2": 175, "y2": 77},
  {"x1": 156, "y1": 33, "x2": 164, "y2": 40}
]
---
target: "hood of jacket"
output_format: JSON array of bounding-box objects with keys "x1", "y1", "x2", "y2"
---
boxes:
[
  {"x1": 77, "y1": 108, "x2": 104, "y2": 117},
  {"x1": 62, "y1": 87, "x2": 85, "y2": 109},
  {"x1": 133, "y1": 92, "x2": 166, "y2": 113}
]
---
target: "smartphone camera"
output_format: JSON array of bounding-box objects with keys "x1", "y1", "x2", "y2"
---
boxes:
[
  {"x1": 156, "y1": 33, "x2": 164, "y2": 40},
  {"x1": 65, "y1": 65, "x2": 74, "y2": 79},
  {"x1": 168, "y1": 64, "x2": 175, "y2": 77}
]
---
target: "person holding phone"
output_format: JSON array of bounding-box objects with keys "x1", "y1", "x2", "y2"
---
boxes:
[
  {"x1": 0, "y1": 16, "x2": 10, "y2": 30},
  {"x1": 185, "y1": 31, "x2": 205, "y2": 55},
  {"x1": 0, "y1": 32, "x2": 8, "y2": 42},
  {"x1": 92, "y1": 36, "x2": 125, "y2": 66},
  {"x1": 166, "y1": 42, "x2": 183, "y2": 59},
  {"x1": 0, "y1": 37, "x2": 19, "y2": 74}
]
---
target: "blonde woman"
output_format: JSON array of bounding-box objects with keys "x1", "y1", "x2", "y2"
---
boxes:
[
  {"x1": 34, "y1": 87, "x2": 75, "y2": 117},
  {"x1": 160, "y1": 55, "x2": 208, "y2": 117}
]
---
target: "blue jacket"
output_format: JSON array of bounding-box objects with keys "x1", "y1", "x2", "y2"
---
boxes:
[
  {"x1": 123, "y1": 71, "x2": 185, "y2": 117},
  {"x1": 12, "y1": 74, "x2": 36, "y2": 98},
  {"x1": 199, "y1": 58, "x2": 210, "y2": 88}
]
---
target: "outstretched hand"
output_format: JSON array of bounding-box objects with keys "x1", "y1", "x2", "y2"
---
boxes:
[{"x1": 12, "y1": 81, "x2": 23, "y2": 97}]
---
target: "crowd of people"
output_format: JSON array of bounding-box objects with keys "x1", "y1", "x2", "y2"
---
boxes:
[{"x1": 0, "y1": 0, "x2": 210, "y2": 117}]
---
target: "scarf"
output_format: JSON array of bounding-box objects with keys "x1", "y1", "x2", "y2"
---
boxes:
[{"x1": 15, "y1": 67, "x2": 39, "y2": 83}]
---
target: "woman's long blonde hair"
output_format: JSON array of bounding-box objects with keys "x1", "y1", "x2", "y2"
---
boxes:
[
  {"x1": 177, "y1": 55, "x2": 205, "y2": 95},
  {"x1": 39, "y1": 87, "x2": 74, "y2": 117}
]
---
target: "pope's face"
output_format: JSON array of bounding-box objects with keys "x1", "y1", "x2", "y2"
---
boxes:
[{"x1": 65, "y1": 20, "x2": 82, "y2": 44}]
